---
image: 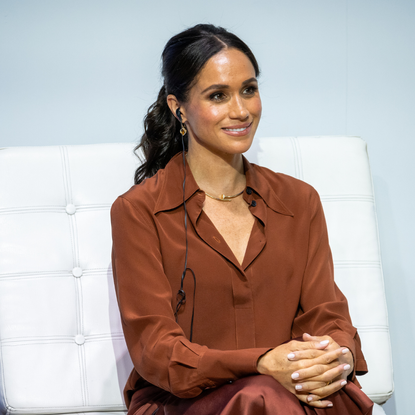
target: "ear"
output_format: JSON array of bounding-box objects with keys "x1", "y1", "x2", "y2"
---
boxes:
[{"x1": 167, "y1": 94, "x2": 187, "y2": 122}]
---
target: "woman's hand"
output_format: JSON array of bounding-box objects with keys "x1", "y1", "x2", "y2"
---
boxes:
[
  {"x1": 257, "y1": 334, "x2": 353, "y2": 408},
  {"x1": 292, "y1": 333, "x2": 354, "y2": 404}
]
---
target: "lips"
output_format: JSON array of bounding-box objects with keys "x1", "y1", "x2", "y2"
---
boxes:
[
  {"x1": 222, "y1": 122, "x2": 253, "y2": 136},
  {"x1": 222, "y1": 122, "x2": 252, "y2": 131}
]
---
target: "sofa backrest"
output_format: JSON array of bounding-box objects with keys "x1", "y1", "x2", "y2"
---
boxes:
[
  {"x1": 0, "y1": 137, "x2": 393, "y2": 415},
  {"x1": 0, "y1": 143, "x2": 137, "y2": 414}
]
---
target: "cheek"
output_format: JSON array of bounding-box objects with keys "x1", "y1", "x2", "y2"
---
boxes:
[
  {"x1": 191, "y1": 104, "x2": 224, "y2": 130},
  {"x1": 250, "y1": 97, "x2": 262, "y2": 117}
]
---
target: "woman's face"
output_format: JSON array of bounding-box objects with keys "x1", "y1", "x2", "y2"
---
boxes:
[{"x1": 180, "y1": 48, "x2": 262, "y2": 158}]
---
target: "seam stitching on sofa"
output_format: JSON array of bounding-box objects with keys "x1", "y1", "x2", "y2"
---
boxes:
[
  {"x1": 355, "y1": 326, "x2": 390, "y2": 332},
  {"x1": 0, "y1": 268, "x2": 110, "y2": 279},
  {"x1": 289, "y1": 137, "x2": 303, "y2": 180},
  {"x1": 320, "y1": 195, "x2": 375, "y2": 202},
  {"x1": 366, "y1": 146, "x2": 395, "y2": 386},
  {"x1": 3, "y1": 404, "x2": 126, "y2": 412},
  {"x1": 62, "y1": 146, "x2": 88, "y2": 406},
  {"x1": 294, "y1": 137, "x2": 304, "y2": 180},
  {"x1": 0, "y1": 204, "x2": 111, "y2": 215},
  {"x1": 1, "y1": 334, "x2": 125, "y2": 345}
]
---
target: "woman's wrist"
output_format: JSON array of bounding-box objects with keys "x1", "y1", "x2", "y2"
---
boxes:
[{"x1": 256, "y1": 350, "x2": 272, "y2": 375}]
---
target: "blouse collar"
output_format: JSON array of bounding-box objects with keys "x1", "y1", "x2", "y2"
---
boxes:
[{"x1": 154, "y1": 152, "x2": 293, "y2": 217}]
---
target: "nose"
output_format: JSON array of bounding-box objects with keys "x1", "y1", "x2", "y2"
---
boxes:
[{"x1": 229, "y1": 95, "x2": 249, "y2": 120}]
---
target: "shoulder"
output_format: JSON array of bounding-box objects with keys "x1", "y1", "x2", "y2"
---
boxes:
[
  {"x1": 252, "y1": 163, "x2": 321, "y2": 208},
  {"x1": 111, "y1": 167, "x2": 168, "y2": 219}
]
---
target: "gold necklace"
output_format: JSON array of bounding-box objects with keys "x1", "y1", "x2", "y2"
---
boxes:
[{"x1": 204, "y1": 189, "x2": 244, "y2": 202}]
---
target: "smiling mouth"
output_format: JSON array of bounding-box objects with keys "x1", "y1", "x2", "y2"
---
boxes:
[
  {"x1": 222, "y1": 122, "x2": 252, "y2": 132},
  {"x1": 224, "y1": 127, "x2": 248, "y2": 132}
]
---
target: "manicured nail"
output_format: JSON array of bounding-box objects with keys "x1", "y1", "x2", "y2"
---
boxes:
[
  {"x1": 342, "y1": 348, "x2": 349, "y2": 354},
  {"x1": 295, "y1": 384, "x2": 303, "y2": 390},
  {"x1": 328, "y1": 403, "x2": 333, "y2": 407},
  {"x1": 343, "y1": 364, "x2": 351, "y2": 371},
  {"x1": 291, "y1": 372, "x2": 300, "y2": 379},
  {"x1": 341, "y1": 380, "x2": 347, "y2": 386},
  {"x1": 320, "y1": 340, "x2": 329, "y2": 346},
  {"x1": 307, "y1": 396, "x2": 313, "y2": 402},
  {"x1": 287, "y1": 353, "x2": 295, "y2": 359}
]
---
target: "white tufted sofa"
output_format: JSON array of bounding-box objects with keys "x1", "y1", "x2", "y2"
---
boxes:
[{"x1": 0, "y1": 137, "x2": 393, "y2": 415}]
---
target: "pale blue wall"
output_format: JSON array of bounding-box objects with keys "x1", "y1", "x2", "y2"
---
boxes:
[{"x1": 1, "y1": 1, "x2": 414, "y2": 414}]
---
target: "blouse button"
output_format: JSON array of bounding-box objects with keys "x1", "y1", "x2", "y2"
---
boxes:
[
  {"x1": 251, "y1": 200, "x2": 257, "y2": 207},
  {"x1": 246, "y1": 187, "x2": 253, "y2": 195}
]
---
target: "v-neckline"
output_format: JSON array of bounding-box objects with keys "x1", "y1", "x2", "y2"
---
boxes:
[{"x1": 202, "y1": 209, "x2": 256, "y2": 266}]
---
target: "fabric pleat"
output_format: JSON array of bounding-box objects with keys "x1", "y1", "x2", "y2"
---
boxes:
[{"x1": 128, "y1": 375, "x2": 373, "y2": 415}]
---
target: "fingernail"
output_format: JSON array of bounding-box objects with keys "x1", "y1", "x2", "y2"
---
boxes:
[
  {"x1": 320, "y1": 340, "x2": 329, "y2": 346},
  {"x1": 307, "y1": 396, "x2": 313, "y2": 402},
  {"x1": 287, "y1": 353, "x2": 295, "y2": 359},
  {"x1": 295, "y1": 384, "x2": 303, "y2": 390},
  {"x1": 342, "y1": 348, "x2": 349, "y2": 354},
  {"x1": 304, "y1": 333, "x2": 310, "y2": 336},
  {"x1": 341, "y1": 380, "x2": 347, "y2": 386},
  {"x1": 343, "y1": 364, "x2": 351, "y2": 371},
  {"x1": 291, "y1": 372, "x2": 300, "y2": 379},
  {"x1": 328, "y1": 403, "x2": 333, "y2": 407}
]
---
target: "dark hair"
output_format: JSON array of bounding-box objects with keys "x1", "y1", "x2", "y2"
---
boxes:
[{"x1": 134, "y1": 24, "x2": 260, "y2": 184}]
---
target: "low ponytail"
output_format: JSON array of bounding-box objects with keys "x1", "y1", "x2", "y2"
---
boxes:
[
  {"x1": 133, "y1": 24, "x2": 260, "y2": 184},
  {"x1": 134, "y1": 86, "x2": 185, "y2": 184}
]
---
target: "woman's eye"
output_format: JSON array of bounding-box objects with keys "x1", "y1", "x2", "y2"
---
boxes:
[
  {"x1": 210, "y1": 92, "x2": 226, "y2": 101},
  {"x1": 243, "y1": 85, "x2": 258, "y2": 95}
]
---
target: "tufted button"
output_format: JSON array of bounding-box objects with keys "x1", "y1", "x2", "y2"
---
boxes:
[
  {"x1": 72, "y1": 267, "x2": 83, "y2": 278},
  {"x1": 251, "y1": 200, "x2": 257, "y2": 207},
  {"x1": 65, "y1": 204, "x2": 76, "y2": 215},
  {"x1": 228, "y1": 380, "x2": 233, "y2": 384},
  {"x1": 75, "y1": 334, "x2": 85, "y2": 345},
  {"x1": 246, "y1": 187, "x2": 253, "y2": 195}
]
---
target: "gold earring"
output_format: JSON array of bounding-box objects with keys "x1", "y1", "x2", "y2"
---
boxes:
[{"x1": 180, "y1": 123, "x2": 187, "y2": 136}]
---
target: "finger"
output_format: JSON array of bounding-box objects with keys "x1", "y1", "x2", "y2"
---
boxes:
[
  {"x1": 307, "y1": 379, "x2": 348, "y2": 397},
  {"x1": 304, "y1": 394, "x2": 334, "y2": 408},
  {"x1": 294, "y1": 363, "x2": 351, "y2": 383},
  {"x1": 310, "y1": 347, "x2": 349, "y2": 366},
  {"x1": 294, "y1": 381, "x2": 327, "y2": 393},
  {"x1": 296, "y1": 394, "x2": 333, "y2": 408},
  {"x1": 288, "y1": 339, "x2": 331, "y2": 354},
  {"x1": 288, "y1": 346, "x2": 349, "y2": 362},
  {"x1": 302, "y1": 333, "x2": 335, "y2": 348},
  {"x1": 303, "y1": 333, "x2": 332, "y2": 341},
  {"x1": 303, "y1": 333, "x2": 330, "y2": 342}
]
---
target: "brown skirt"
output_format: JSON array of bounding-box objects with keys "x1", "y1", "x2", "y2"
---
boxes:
[{"x1": 128, "y1": 375, "x2": 373, "y2": 415}]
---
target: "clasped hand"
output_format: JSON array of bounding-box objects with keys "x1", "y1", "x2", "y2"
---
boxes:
[{"x1": 257, "y1": 333, "x2": 353, "y2": 408}]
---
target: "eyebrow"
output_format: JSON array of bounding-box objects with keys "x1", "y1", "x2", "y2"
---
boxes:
[{"x1": 201, "y1": 77, "x2": 258, "y2": 94}]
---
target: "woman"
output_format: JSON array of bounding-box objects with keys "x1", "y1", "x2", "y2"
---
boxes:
[{"x1": 111, "y1": 24, "x2": 373, "y2": 414}]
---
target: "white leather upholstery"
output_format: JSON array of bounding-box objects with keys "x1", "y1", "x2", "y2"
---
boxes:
[
  {"x1": 0, "y1": 144, "x2": 137, "y2": 414},
  {"x1": 0, "y1": 137, "x2": 393, "y2": 415}
]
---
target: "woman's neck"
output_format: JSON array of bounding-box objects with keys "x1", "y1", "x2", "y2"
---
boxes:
[{"x1": 186, "y1": 144, "x2": 246, "y2": 196}]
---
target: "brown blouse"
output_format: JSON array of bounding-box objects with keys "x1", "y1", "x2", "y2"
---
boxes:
[{"x1": 110, "y1": 153, "x2": 368, "y2": 407}]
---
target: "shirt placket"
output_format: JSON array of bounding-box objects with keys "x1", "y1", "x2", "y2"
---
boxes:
[{"x1": 186, "y1": 188, "x2": 267, "y2": 350}]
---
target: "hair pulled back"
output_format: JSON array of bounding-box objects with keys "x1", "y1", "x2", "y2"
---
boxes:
[{"x1": 134, "y1": 24, "x2": 260, "y2": 184}]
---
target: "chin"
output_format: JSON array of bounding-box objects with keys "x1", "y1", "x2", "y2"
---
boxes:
[{"x1": 222, "y1": 142, "x2": 254, "y2": 156}]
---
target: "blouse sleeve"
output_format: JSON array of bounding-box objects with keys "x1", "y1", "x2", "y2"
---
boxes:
[
  {"x1": 291, "y1": 190, "x2": 368, "y2": 386},
  {"x1": 110, "y1": 196, "x2": 270, "y2": 402}
]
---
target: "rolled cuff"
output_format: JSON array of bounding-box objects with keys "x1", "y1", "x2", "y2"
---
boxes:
[{"x1": 198, "y1": 347, "x2": 271, "y2": 388}]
